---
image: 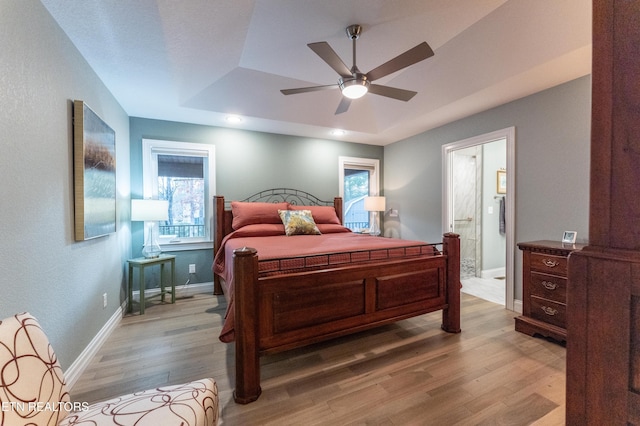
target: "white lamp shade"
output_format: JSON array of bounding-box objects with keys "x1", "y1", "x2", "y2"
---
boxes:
[
  {"x1": 131, "y1": 199, "x2": 169, "y2": 221},
  {"x1": 364, "y1": 196, "x2": 386, "y2": 212}
]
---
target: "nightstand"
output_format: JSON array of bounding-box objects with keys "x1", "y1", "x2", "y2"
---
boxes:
[
  {"x1": 515, "y1": 240, "x2": 584, "y2": 342},
  {"x1": 127, "y1": 254, "x2": 176, "y2": 314}
]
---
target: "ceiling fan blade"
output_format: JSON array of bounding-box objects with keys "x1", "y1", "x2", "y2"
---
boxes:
[
  {"x1": 365, "y1": 41, "x2": 434, "y2": 82},
  {"x1": 368, "y1": 84, "x2": 417, "y2": 101},
  {"x1": 308, "y1": 42, "x2": 352, "y2": 78},
  {"x1": 335, "y1": 97, "x2": 352, "y2": 114},
  {"x1": 280, "y1": 84, "x2": 336, "y2": 95}
]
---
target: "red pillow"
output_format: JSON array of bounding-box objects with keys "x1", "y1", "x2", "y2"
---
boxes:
[
  {"x1": 229, "y1": 223, "x2": 286, "y2": 237},
  {"x1": 316, "y1": 224, "x2": 352, "y2": 234},
  {"x1": 231, "y1": 201, "x2": 289, "y2": 230},
  {"x1": 289, "y1": 205, "x2": 341, "y2": 224}
]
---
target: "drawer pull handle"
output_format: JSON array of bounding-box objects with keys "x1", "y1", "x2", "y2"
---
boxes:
[
  {"x1": 542, "y1": 281, "x2": 558, "y2": 290},
  {"x1": 542, "y1": 259, "x2": 560, "y2": 268},
  {"x1": 541, "y1": 306, "x2": 558, "y2": 316}
]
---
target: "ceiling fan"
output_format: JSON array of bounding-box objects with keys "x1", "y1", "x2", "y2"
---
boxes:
[{"x1": 281, "y1": 24, "x2": 434, "y2": 114}]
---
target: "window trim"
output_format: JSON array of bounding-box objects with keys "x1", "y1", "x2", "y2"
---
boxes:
[
  {"x1": 142, "y1": 138, "x2": 215, "y2": 251},
  {"x1": 338, "y1": 156, "x2": 380, "y2": 228}
]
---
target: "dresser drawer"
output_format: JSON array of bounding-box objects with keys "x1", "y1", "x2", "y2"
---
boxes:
[
  {"x1": 529, "y1": 253, "x2": 568, "y2": 276},
  {"x1": 530, "y1": 296, "x2": 566, "y2": 329},
  {"x1": 530, "y1": 272, "x2": 567, "y2": 303}
]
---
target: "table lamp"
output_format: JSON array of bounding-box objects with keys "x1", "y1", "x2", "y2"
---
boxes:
[
  {"x1": 131, "y1": 199, "x2": 169, "y2": 258},
  {"x1": 364, "y1": 196, "x2": 386, "y2": 236}
]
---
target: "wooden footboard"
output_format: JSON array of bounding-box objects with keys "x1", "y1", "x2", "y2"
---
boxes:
[{"x1": 232, "y1": 233, "x2": 460, "y2": 404}]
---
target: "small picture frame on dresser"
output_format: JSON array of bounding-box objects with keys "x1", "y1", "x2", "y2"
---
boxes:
[{"x1": 562, "y1": 231, "x2": 577, "y2": 244}]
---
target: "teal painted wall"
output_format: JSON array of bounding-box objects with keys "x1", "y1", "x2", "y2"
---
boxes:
[
  {"x1": 130, "y1": 118, "x2": 384, "y2": 286},
  {"x1": 384, "y1": 76, "x2": 591, "y2": 300},
  {"x1": 0, "y1": 1, "x2": 131, "y2": 370}
]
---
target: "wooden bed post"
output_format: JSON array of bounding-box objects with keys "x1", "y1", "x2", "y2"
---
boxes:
[
  {"x1": 232, "y1": 247, "x2": 262, "y2": 404},
  {"x1": 213, "y1": 196, "x2": 225, "y2": 295},
  {"x1": 334, "y1": 197, "x2": 343, "y2": 225},
  {"x1": 442, "y1": 233, "x2": 461, "y2": 333}
]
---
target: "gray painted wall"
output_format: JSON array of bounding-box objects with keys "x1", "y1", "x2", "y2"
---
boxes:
[
  {"x1": 0, "y1": 1, "x2": 131, "y2": 369},
  {"x1": 384, "y1": 76, "x2": 591, "y2": 300},
  {"x1": 130, "y1": 118, "x2": 384, "y2": 286}
]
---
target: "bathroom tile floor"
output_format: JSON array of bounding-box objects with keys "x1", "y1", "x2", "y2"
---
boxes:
[{"x1": 461, "y1": 276, "x2": 505, "y2": 306}]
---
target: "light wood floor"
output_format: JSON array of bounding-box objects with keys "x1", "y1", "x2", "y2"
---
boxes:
[
  {"x1": 71, "y1": 292, "x2": 566, "y2": 425},
  {"x1": 461, "y1": 276, "x2": 506, "y2": 306}
]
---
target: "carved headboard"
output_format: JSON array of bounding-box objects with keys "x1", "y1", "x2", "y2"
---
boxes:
[{"x1": 213, "y1": 188, "x2": 343, "y2": 254}]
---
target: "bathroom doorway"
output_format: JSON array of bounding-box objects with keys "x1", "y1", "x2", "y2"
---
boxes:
[{"x1": 442, "y1": 128, "x2": 515, "y2": 310}]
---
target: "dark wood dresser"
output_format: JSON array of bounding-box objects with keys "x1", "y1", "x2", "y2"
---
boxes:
[{"x1": 515, "y1": 240, "x2": 584, "y2": 343}]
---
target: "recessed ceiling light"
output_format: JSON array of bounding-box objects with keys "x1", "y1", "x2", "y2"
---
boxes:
[
  {"x1": 225, "y1": 115, "x2": 243, "y2": 124},
  {"x1": 331, "y1": 129, "x2": 346, "y2": 136}
]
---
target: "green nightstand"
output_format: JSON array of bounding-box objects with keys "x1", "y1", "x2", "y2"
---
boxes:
[{"x1": 127, "y1": 254, "x2": 176, "y2": 314}]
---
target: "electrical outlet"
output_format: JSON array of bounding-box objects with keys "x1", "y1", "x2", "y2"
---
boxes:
[
  {"x1": 103, "y1": 293, "x2": 107, "y2": 308},
  {"x1": 189, "y1": 264, "x2": 196, "y2": 274}
]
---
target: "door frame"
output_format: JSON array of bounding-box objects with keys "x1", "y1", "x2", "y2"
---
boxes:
[{"x1": 442, "y1": 127, "x2": 516, "y2": 311}]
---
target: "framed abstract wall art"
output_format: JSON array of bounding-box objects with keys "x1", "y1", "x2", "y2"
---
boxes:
[{"x1": 73, "y1": 100, "x2": 116, "y2": 240}]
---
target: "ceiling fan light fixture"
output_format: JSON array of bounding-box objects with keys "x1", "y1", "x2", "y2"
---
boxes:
[
  {"x1": 339, "y1": 77, "x2": 369, "y2": 99},
  {"x1": 282, "y1": 24, "x2": 433, "y2": 114}
]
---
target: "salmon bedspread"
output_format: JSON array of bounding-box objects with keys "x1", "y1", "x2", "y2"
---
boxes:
[{"x1": 213, "y1": 230, "x2": 439, "y2": 343}]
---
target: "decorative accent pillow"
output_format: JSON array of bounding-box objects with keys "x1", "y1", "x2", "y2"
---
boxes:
[
  {"x1": 231, "y1": 201, "x2": 289, "y2": 230},
  {"x1": 278, "y1": 210, "x2": 321, "y2": 236},
  {"x1": 289, "y1": 205, "x2": 341, "y2": 224}
]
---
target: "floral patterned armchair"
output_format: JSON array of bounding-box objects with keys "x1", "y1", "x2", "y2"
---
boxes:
[{"x1": 0, "y1": 312, "x2": 219, "y2": 426}]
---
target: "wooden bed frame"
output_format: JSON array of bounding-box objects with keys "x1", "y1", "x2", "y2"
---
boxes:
[{"x1": 213, "y1": 189, "x2": 461, "y2": 404}]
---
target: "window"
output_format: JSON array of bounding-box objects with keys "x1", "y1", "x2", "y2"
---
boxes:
[
  {"x1": 338, "y1": 156, "x2": 380, "y2": 231},
  {"x1": 142, "y1": 139, "x2": 215, "y2": 249}
]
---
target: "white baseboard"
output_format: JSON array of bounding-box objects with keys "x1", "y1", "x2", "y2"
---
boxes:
[
  {"x1": 481, "y1": 267, "x2": 506, "y2": 279},
  {"x1": 132, "y1": 281, "x2": 214, "y2": 299},
  {"x1": 65, "y1": 301, "x2": 124, "y2": 389},
  {"x1": 513, "y1": 299, "x2": 523, "y2": 314},
  {"x1": 66, "y1": 281, "x2": 214, "y2": 390}
]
